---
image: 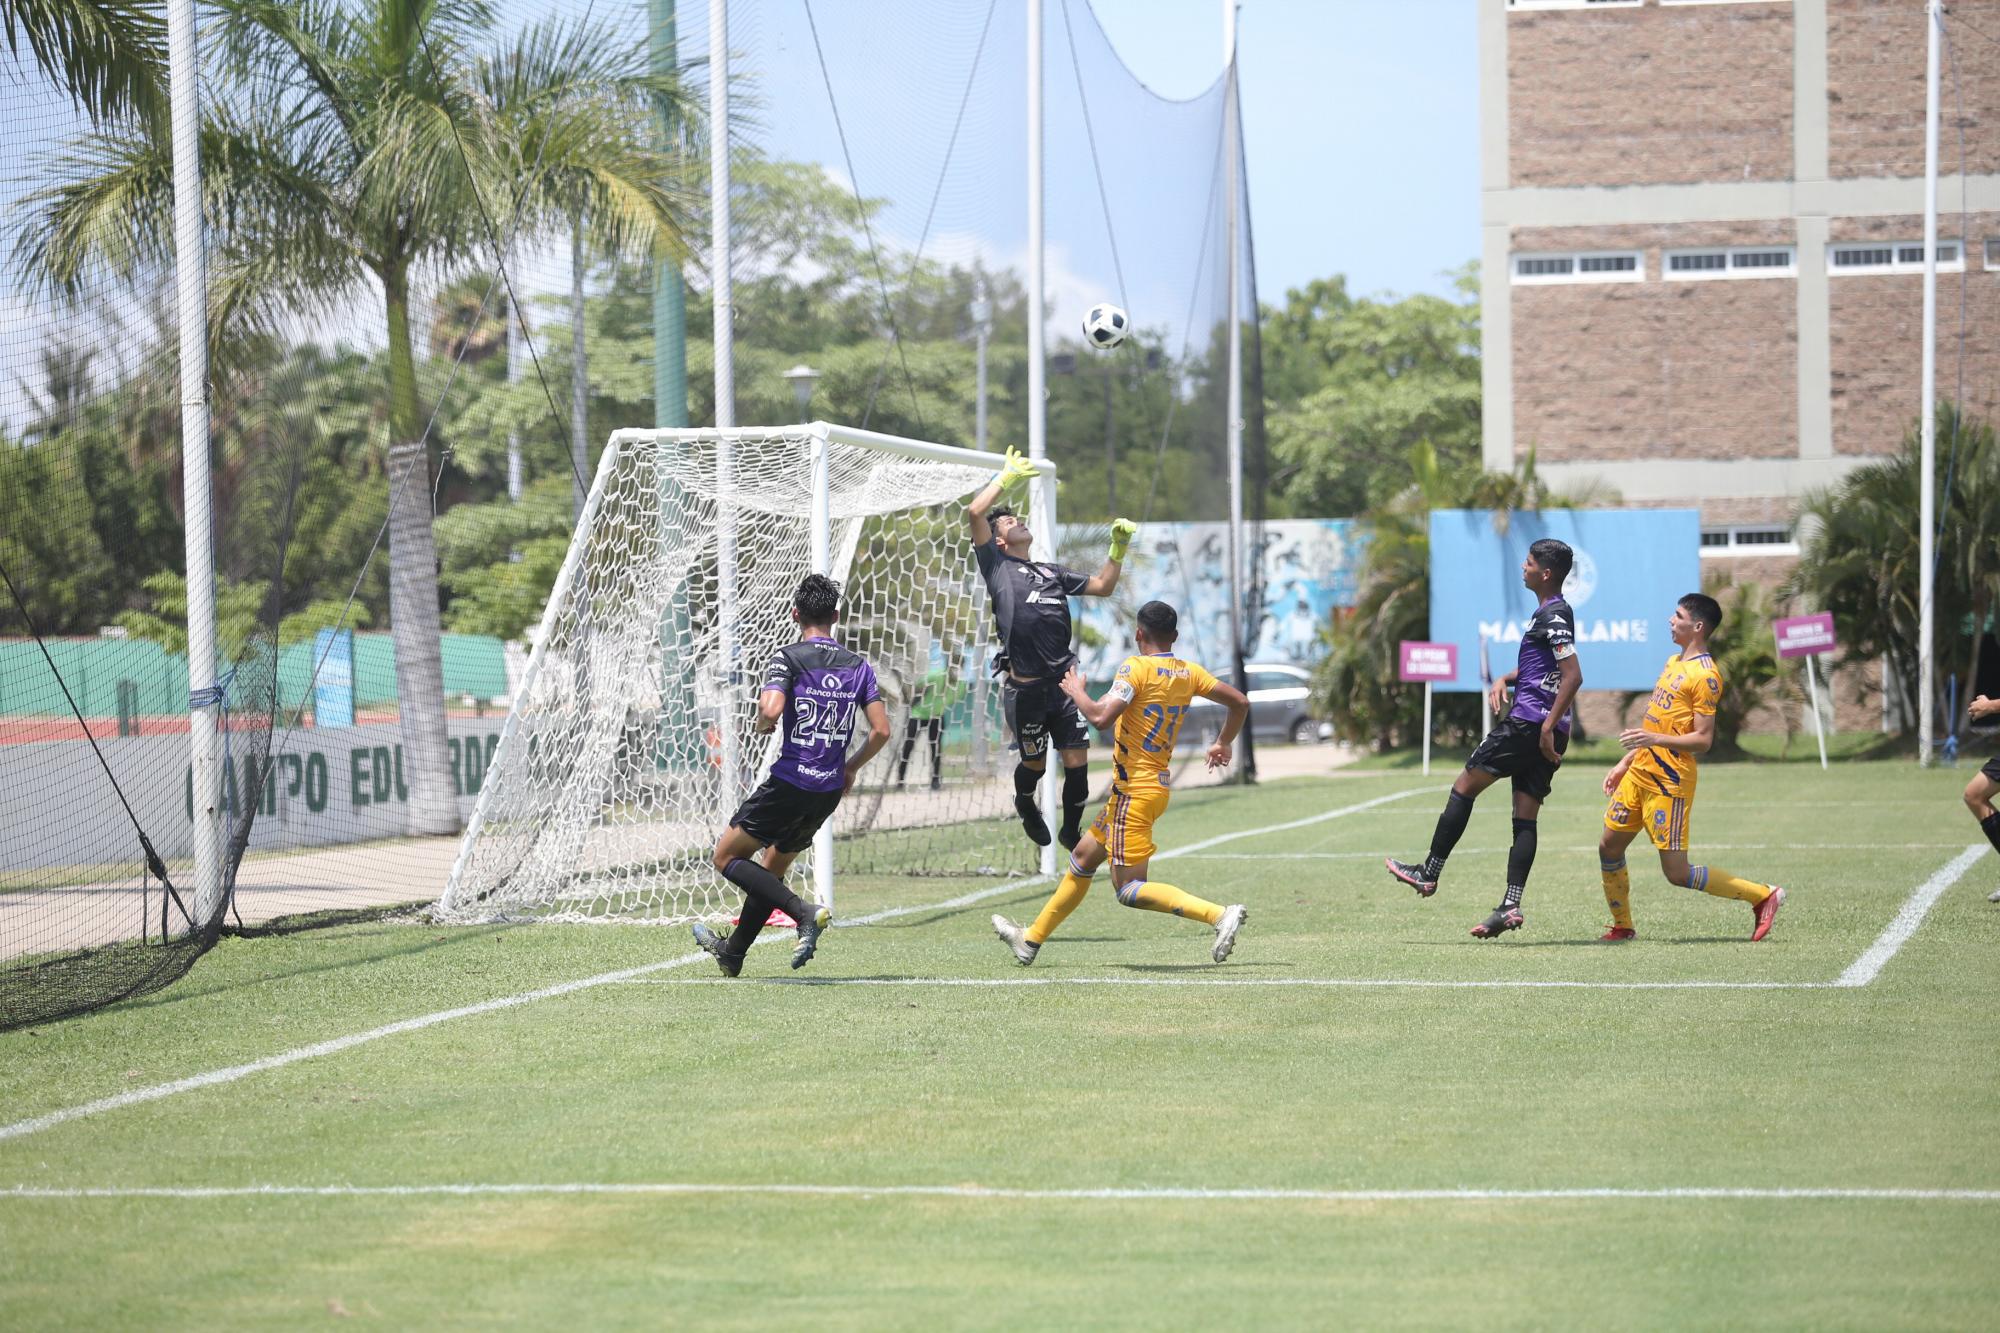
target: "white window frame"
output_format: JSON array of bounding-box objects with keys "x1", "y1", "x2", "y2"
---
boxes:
[
  {"x1": 1827, "y1": 241, "x2": 1964, "y2": 276},
  {"x1": 1509, "y1": 0, "x2": 1642, "y2": 10},
  {"x1": 1659, "y1": 1, "x2": 1793, "y2": 8},
  {"x1": 1985, "y1": 237, "x2": 2000, "y2": 272},
  {"x1": 1510, "y1": 250, "x2": 1646, "y2": 286},
  {"x1": 1699, "y1": 525, "x2": 1799, "y2": 557},
  {"x1": 1664, "y1": 245, "x2": 1797, "y2": 281}
]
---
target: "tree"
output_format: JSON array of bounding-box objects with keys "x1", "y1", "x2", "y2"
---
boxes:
[
  {"x1": 1, "y1": 0, "x2": 165, "y2": 125},
  {"x1": 1789, "y1": 402, "x2": 2000, "y2": 738},
  {"x1": 1264, "y1": 265, "x2": 1482, "y2": 518},
  {"x1": 17, "y1": 0, "x2": 697, "y2": 834},
  {"x1": 1700, "y1": 574, "x2": 1797, "y2": 756}
]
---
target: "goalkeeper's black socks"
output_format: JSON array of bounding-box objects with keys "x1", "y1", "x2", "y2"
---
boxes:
[
  {"x1": 1422, "y1": 790, "x2": 1476, "y2": 883},
  {"x1": 1013, "y1": 762, "x2": 1052, "y2": 846},
  {"x1": 1059, "y1": 765, "x2": 1090, "y2": 848},
  {"x1": 1981, "y1": 810, "x2": 2000, "y2": 855}
]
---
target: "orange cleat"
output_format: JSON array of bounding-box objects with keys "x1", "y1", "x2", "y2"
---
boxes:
[
  {"x1": 1599, "y1": 925, "x2": 1637, "y2": 942},
  {"x1": 1751, "y1": 885, "x2": 1786, "y2": 942}
]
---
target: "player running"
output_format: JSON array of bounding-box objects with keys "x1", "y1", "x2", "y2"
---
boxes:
[
  {"x1": 1597, "y1": 592, "x2": 1785, "y2": 941},
  {"x1": 991, "y1": 600, "x2": 1251, "y2": 966},
  {"x1": 1960, "y1": 693, "x2": 2000, "y2": 903},
  {"x1": 967, "y1": 445, "x2": 1134, "y2": 850},
  {"x1": 1386, "y1": 538, "x2": 1583, "y2": 938},
  {"x1": 691, "y1": 574, "x2": 892, "y2": 976}
]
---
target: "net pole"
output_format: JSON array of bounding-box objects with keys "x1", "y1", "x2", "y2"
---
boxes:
[
  {"x1": 1026, "y1": 0, "x2": 1046, "y2": 467},
  {"x1": 710, "y1": 0, "x2": 741, "y2": 799},
  {"x1": 810, "y1": 426, "x2": 835, "y2": 911},
  {"x1": 168, "y1": 0, "x2": 223, "y2": 925},
  {"x1": 972, "y1": 281, "x2": 992, "y2": 776},
  {"x1": 1223, "y1": 2, "x2": 1250, "y2": 783},
  {"x1": 1033, "y1": 470, "x2": 1058, "y2": 880},
  {"x1": 1917, "y1": 0, "x2": 1940, "y2": 768}
]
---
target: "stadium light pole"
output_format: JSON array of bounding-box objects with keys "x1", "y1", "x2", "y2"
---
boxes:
[
  {"x1": 1918, "y1": 0, "x2": 1940, "y2": 767},
  {"x1": 1224, "y1": 0, "x2": 1253, "y2": 783},
  {"x1": 1027, "y1": 0, "x2": 1058, "y2": 875},
  {"x1": 167, "y1": 0, "x2": 223, "y2": 927},
  {"x1": 971, "y1": 278, "x2": 994, "y2": 777},
  {"x1": 784, "y1": 364, "x2": 821, "y2": 423},
  {"x1": 572, "y1": 210, "x2": 589, "y2": 521},
  {"x1": 710, "y1": 0, "x2": 741, "y2": 801}
]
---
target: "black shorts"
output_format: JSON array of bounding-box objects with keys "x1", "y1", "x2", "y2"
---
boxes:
[
  {"x1": 1983, "y1": 752, "x2": 2000, "y2": 785},
  {"x1": 1466, "y1": 716, "x2": 1569, "y2": 800},
  {"x1": 728, "y1": 775, "x2": 844, "y2": 854},
  {"x1": 1002, "y1": 676, "x2": 1091, "y2": 761}
]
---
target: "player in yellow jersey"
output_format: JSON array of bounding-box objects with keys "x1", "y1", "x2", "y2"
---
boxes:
[
  {"x1": 991, "y1": 600, "x2": 1251, "y2": 965},
  {"x1": 1598, "y1": 592, "x2": 1786, "y2": 942}
]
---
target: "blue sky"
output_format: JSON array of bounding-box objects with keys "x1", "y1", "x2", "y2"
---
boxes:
[{"x1": 1091, "y1": 0, "x2": 1481, "y2": 304}]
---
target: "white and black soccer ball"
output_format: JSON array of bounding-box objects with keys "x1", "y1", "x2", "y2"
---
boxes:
[{"x1": 1082, "y1": 302, "x2": 1129, "y2": 350}]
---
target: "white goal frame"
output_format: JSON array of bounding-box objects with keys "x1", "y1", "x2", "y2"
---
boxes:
[{"x1": 441, "y1": 422, "x2": 1062, "y2": 922}]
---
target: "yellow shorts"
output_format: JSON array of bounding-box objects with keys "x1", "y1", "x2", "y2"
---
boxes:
[
  {"x1": 1604, "y1": 766, "x2": 1694, "y2": 853},
  {"x1": 1090, "y1": 783, "x2": 1171, "y2": 866}
]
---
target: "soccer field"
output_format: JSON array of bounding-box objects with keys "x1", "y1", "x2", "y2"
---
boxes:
[{"x1": 2, "y1": 760, "x2": 1997, "y2": 1328}]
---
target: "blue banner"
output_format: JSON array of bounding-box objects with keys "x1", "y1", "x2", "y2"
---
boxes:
[
  {"x1": 1427, "y1": 509, "x2": 1701, "y2": 693},
  {"x1": 312, "y1": 628, "x2": 355, "y2": 729}
]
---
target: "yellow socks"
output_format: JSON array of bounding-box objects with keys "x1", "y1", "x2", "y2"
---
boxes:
[
  {"x1": 1690, "y1": 865, "x2": 1772, "y2": 905},
  {"x1": 1601, "y1": 858, "x2": 1633, "y2": 929},
  {"x1": 1027, "y1": 870, "x2": 1092, "y2": 945},
  {"x1": 1115, "y1": 878, "x2": 1223, "y2": 926}
]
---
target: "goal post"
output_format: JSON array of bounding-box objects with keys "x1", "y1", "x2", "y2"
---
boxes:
[{"x1": 437, "y1": 423, "x2": 1061, "y2": 926}]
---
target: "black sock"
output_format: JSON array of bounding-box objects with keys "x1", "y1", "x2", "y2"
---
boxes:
[
  {"x1": 723, "y1": 898, "x2": 774, "y2": 957},
  {"x1": 1981, "y1": 810, "x2": 2000, "y2": 855},
  {"x1": 1504, "y1": 817, "x2": 1537, "y2": 907},
  {"x1": 722, "y1": 857, "x2": 813, "y2": 924},
  {"x1": 1422, "y1": 790, "x2": 1475, "y2": 881},
  {"x1": 1014, "y1": 763, "x2": 1040, "y2": 800},
  {"x1": 1061, "y1": 765, "x2": 1090, "y2": 833}
]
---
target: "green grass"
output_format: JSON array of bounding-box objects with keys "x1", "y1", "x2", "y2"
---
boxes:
[{"x1": 3, "y1": 760, "x2": 1998, "y2": 1328}]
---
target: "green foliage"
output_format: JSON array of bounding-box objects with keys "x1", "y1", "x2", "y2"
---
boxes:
[
  {"x1": 1789, "y1": 402, "x2": 2000, "y2": 734},
  {"x1": 1701, "y1": 574, "x2": 1799, "y2": 756},
  {"x1": 1264, "y1": 265, "x2": 1482, "y2": 518}
]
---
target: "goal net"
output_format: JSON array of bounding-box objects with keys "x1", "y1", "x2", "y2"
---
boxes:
[{"x1": 436, "y1": 425, "x2": 1057, "y2": 924}]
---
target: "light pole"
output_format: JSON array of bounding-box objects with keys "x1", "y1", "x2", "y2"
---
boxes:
[
  {"x1": 783, "y1": 363, "x2": 822, "y2": 423},
  {"x1": 971, "y1": 277, "x2": 992, "y2": 453}
]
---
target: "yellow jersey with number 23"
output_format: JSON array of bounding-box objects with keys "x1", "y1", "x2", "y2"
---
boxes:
[{"x1": 1107, "y1": 653, "x2": 1221, "y2": 787}]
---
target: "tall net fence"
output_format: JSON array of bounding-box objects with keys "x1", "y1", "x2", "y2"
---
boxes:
[{"x1": 1, "y1": 0, "x2": 1264, "y2": 1024}]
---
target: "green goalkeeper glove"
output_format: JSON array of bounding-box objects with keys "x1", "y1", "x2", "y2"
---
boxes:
[
  {"x1": 1107, "y1": 517, "x2": 1138, "y2": 561},
  {"x1": 994, "y1": 445, "x2": 1042, "y2": 491}
]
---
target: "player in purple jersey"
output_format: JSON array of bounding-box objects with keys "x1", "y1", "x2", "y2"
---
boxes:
[
  {"x1": 1385, "y1": 538, "x2": 1584, "y2": 938},
  {"x1": 1965, "y1": 694, "x2": 2000, "y2": 903},
  {"x1": 691, "y1": 574, "x2": 892, "y2": 976}
]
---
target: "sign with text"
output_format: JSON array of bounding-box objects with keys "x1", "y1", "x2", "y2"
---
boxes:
[
  {"x1": 1398, "y1": 641, "x2": 1459, "y2": 683},
  {"x1": 1427, "y1": 509, "x2": 1701, "y2": 692},
  {"x1": 1773, "y1": 612, "x2": 1837, "y2": 659}
]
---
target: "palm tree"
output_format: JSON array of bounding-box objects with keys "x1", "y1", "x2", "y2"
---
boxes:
[
  {"x1": 16, "y1": 0, "x2": 696, "y2": 834},
  {"x1": 2, "y1": 0, "x2": 166, "y2": 124}
]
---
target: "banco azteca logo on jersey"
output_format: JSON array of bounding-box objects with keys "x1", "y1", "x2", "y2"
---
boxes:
[{"x1": 821, "y1": 673, "x2": 841, "y2": 690}]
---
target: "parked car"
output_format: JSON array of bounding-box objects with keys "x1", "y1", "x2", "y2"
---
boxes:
[{"x1": 1182, "y1": 662, "x2": 1331, "y2": 747}]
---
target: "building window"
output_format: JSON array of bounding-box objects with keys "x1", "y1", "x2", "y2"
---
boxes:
[
  {"x1": 1659, "y1": 1, "x2": 1793, "y2": 7},
  {"x1": 1508, "y1": 0, "x2": 1642, "y2": 10},
  {"x1": 1511, "y1": 250, "x2": 1645, "y2": 285},
  {"x1": 1665, "y1": 246, "x2": 1797, "y2": 280},
  {"x1": 1828, "y1": 241, "x2": 1964, "y2": 275},
  {"x1": 1986, "y1": 238, "x2": 2000, "y2": 271},
  {"x1": 1701, "y1": 525, "x2": 1798, "y2": 556}
]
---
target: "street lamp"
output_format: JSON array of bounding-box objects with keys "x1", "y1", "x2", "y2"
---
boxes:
[{"x1": 782, "y1": 363, "x2": 821, "y2": 423}]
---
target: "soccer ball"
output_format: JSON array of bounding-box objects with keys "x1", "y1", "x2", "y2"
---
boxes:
[{"x1": 1082, "y1": 302, "x2": 1129, "y2": 350}]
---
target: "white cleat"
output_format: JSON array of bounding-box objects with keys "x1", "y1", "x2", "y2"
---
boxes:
[
  {"x1": 1989, "y1": 887, "x2": 2000, "y2": 903},
  {"x1": 1211, "y1": 904, "x2": 1247, "y2": 963},
  {"x1": 991, "y1": 914, "x2": 1039, "y2": 966}
]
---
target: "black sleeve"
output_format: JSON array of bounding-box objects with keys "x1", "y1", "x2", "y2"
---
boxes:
[
  {"x1": 1538, "y1": 604, "x2": 1577, "y2": 654},
  {"x1": 760, "y1": 647, "x2": 797, "y2": 697},
  {"x1": 973, "y1": 538, "x2": 1001, "y2": 579},
  {"x1": 1055, "y1": 564, "x2": 1091, "y2": 596}
]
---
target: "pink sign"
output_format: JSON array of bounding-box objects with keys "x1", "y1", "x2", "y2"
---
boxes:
[
  {"x1": 1773, "y1": 612, "x2": 1837, "y2": 659},
  {"x1": 1399, "y1": 641, "x2": 1459, "y2": 683}
]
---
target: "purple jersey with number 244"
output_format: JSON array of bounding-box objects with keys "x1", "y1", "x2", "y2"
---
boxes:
[{"x1": 762, "y1": 635, "x2": 882, "y2": 793}]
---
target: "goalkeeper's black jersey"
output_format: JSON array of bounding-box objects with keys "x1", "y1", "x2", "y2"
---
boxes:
[{"x1": 975, "y1": 538, "x2": 1089, "y2": 681}]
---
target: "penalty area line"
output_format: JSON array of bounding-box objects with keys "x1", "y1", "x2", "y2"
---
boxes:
[
  {"x1": 3, "y1": 1182, "x2": 1995, "y2": 1204},
  {"x1": 0, "y1": 786, "x2": 1442, "y2": 1146},
  {"x1": 1834, "y1": 843, "x2": 1987, "y2": 988}
]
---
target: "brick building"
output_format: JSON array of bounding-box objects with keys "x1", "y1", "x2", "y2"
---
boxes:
[{"x1": 1480, "y1": 0, "x2": 2000, "y2": 729}]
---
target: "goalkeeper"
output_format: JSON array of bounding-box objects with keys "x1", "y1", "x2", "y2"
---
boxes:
[{"x1": 968, "y1": 446, "x2": 1133, "y2": 850}]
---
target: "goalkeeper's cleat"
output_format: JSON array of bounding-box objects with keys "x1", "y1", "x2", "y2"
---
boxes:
[
  {"x1": 1599, "y1": 925, "x2": 1637, "y2": 942},
  {"x1": 1057, "y1": 822, "x2": 1082, "y2": 852},
  {"x1": 1015, "y1": 792, "x2": 1053, "y2": 847},
  {"x1": 1470, "y1": 905, "x2": 1525, "y2": 939},
  {"x1": 1211, "y1": 904, "x2": 1248, "y2": 963},
  {"x1": 1384, "y1": 857, "x2": 1438, "y2": 898},
  {"x1": 991, "y1": 914, "x2": 1040, "y2": 966},
  {"x1": 690, "y1": 922, "x2": 742, "y2": 978},
  {"x1": 1750, "y1": 885, "x2": 1786, "y2": 942},
  {"x1": 1987, "y1": 886, "x2": 1999, "y2": 903},
  {"x1": 791, "y1": 905, "x2": 832, "y2": 970}
]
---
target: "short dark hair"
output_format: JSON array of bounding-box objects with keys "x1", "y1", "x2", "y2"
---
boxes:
[
  {"x1": 1678, "y1": 592, "x2": 1723, "y2": 634},
  {"x1": 1135, "y1": 600, "x2": 1179, "y2": 644},
  {"x1": 988, "y1": 504, "x2": 1017, "y2": 525},
  {"x1": 1527, "y1": 538, "x2": 1574, "y2": 586},
  {"x1": 794, "y1": 573, "x2": 841, "y2": 626}
]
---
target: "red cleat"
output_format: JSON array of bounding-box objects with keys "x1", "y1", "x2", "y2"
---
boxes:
[
  {"x1": 1599, "y1": 925, "x2": 1637, "y2": 942},
  {"x1": 1751, "y1": 885, "x2": 1785, "y2": 942}
]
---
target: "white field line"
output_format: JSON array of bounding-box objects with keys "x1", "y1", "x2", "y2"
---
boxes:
[
  {"x1": 0, "y1": 787, "x2": 1444, "y2": 1145},
  {"x1": 3, "y1": 1182, "x2": 1995, "y2": 1205},
  {"x1": 628, "y1": 977, "x2": 1826, "y2": 991},
  {"x1": 1834, "y1": 843, "x2": 1987, "y2": 988},
  {"x1": 1177, "y1": 842, "x2": 1961, "y2": 860}
]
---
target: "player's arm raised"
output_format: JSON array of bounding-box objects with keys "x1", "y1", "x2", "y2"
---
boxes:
[
  {"x1": 1541, "y1": 651, "x2": 1583, "y2": 764},
  {"x1": 1059, "y1": 665, "x2": 1128, "y2": 730},
  {"x1": 1620, "y1": 709, "x2": 1714, "y2": 755},
  {"x1": 1080, "y1": 518, "x2": 1138, "y2": 597},
  {"x1": 1195, "y1": 676, "x2": 1249, "y2": 772},
  {"x1": 843, "y1": 700, "x2": 894, "y2": 792},
  {"x1": 967, "y1": 446, "x2": 1041, "y2": 546}
]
